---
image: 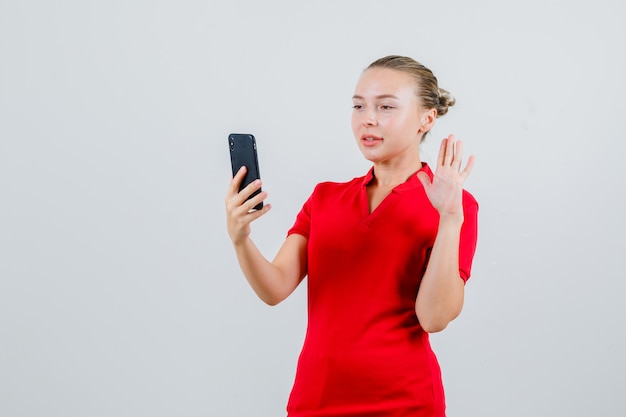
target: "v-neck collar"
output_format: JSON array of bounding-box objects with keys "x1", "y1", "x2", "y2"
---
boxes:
[
  {"x1": 359, "y1": 163, "x2": 433, "y2": 222},
  {"x1": 361, "y1": 163, "x2": 433, "y2": 192}
]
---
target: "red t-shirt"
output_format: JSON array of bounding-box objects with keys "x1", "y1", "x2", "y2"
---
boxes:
[{"x1": 286, "y1": 164, "x2": 478, "y2": 417}]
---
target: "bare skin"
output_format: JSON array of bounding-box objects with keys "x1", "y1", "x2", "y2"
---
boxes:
[
  {"x1": 225, "y1": 169, "x2": 306, "y2": 306},
  {"x1": 225, "y1": 67, "x2": 474, "y2": 332},
  {"x1": 415, "y1": 137, "x2": 474, "y2": 332}
]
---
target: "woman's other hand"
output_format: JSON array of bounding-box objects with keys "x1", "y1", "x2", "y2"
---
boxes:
[{"x1": 225, "y1": 166, "x2": 271, "y2": 245}]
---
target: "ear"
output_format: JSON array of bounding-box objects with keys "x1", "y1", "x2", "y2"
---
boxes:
[{"x1": 417, "y1": 108, "x2": 437, "y2": 135}]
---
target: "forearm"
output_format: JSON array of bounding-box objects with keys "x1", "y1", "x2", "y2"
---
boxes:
[
  {"x1": 232, "y1": 234, "x2": 306, "y2": 306},
  {"x1": 415, "y1": 217, "x2": 465, "y2": 333},
  {"x1": 225, "y1": 165, "x2": 308, "y2": 305}
]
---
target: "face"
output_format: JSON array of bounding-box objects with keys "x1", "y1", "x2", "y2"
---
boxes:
[{"x1": 351, "y1": 67, "x2": 435, "y2": 166}]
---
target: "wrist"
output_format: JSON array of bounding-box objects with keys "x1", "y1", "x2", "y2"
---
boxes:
[
  {"x1": 438, "y1": 214, "x2": 464, "y2": 228},
  {"x1": 231, "y1": 235, "x2": 252, "y2": 249}
]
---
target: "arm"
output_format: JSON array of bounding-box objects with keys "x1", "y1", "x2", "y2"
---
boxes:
[
  {"x1": 416, "y1": 136, "x2": 475, "y2": 333},
  {"x1": 414, "y1": 217, "x2": 465, "y2": 333},
  {"x1": 225, "y1": 167, "x2": 307, "y2": 305}
]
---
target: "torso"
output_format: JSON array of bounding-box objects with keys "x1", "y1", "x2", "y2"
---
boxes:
[
  {"x1": 285, "y1": 164, "x2": 478, "y2": 417},
  {"x1": 366, "y1": 183, "x2": 395, "y2": 213}
]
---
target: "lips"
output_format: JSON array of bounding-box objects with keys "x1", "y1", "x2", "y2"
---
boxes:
[{"x1": 361, "y1": 134, "x2": 383, "y2": 146}]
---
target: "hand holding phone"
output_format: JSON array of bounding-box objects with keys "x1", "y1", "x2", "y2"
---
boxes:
[{"x1": 228, "y1": 133, "x2": 263, "y2": 210}]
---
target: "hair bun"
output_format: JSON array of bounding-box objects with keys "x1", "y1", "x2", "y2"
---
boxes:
[{"x1": 437, "y1": 88, "x2": 456, "y2": 117}]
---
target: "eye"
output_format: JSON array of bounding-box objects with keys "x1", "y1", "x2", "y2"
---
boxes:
[
  {"x1": 352, "y1": 104, "x2": 363, "y2": 110},
  {"x1": 380, "y1": 105, "x2": 394, "y2": 110}
]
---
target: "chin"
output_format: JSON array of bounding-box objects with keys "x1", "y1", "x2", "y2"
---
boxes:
[{"x1": 359, "y1": 151, "x2": 385, "y2": 164}]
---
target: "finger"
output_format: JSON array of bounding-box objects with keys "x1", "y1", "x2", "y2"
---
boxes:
[
  {"x1": 443, "y1": 134, "x2": 455, "y2": 166},
  {"x1": 227, "y1": 177, "x2": 263, "y2": 210},
  {"x1": 227, "y1": 191, "x2": 267, "y2": 222},
  {"x1": 225, "y1": 169, "x2": 248, "y2": 210},
  {"x1": 452, "y1": 140, "x2": 464, "y2": 170},
  {"x1": 225, "y1": 194, "x2": 252, "y2": 219},
  {"x1": 227, "y1": 166, "x2": 247, "y2": 196},
  {"x1": 239, "y1": 178, "x2": 263, "y2": 203},
  {"x1": 246, "y1": 203, "x2": 272, "y2": 221},
  {"x1": 244, "y1": 189, "x2": 268, "y2": 212},
  {"x1": 460, "y1": 154, "x2": 475, "y2": 178},
  {"x1": 436, "y1": 138, "x2": 447, "y2": 167}
]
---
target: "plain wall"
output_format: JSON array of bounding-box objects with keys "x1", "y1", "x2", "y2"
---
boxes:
[{"x1": 1, "y1": 0, "x2": 625, "y2": 416}]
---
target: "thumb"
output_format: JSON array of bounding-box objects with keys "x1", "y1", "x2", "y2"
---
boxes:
[{"x1": 416, "y1": 171, "x2": 431, "y2": 188}]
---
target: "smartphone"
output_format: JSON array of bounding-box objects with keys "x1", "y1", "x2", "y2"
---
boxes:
[{"x1": 228, "y1": 133, "x2": 263, "y2": 210}]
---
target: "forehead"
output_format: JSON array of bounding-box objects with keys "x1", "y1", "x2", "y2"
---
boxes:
[{"x1": 353, "y1": 67, "x2": 417, "y2": 98}]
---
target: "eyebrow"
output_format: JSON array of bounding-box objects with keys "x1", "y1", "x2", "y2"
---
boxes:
[{"x1": 352, "y1": 94, "x2": 400, "y2": 100}]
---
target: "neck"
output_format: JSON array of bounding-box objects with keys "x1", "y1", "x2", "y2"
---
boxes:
[{"x1": 371, "y1": 158, "x2": 423, "y2": 187}]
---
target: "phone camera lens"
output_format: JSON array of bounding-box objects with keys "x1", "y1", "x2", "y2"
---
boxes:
[{"x1": 230, "y1": 141, "x2": 235, "y2": 150}]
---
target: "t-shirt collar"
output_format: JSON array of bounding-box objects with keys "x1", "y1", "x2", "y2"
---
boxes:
[{"x1": 362, "y1": 163, "x2": 433, "y2": 192}]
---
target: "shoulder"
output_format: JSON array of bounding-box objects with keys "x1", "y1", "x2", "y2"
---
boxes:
[{"x1": 462, "y1": 189, "x2": 479, "y2": 212}]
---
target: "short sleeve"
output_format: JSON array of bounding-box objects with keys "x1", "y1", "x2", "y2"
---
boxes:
[
  {"x1": 287, "y1": 192, "x2": 313, "y2": 239},
  {"x1": 459, "y1": 191, "x2": 479, "y2": 282}
]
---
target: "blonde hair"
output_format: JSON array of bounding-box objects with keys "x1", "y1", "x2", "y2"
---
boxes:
[{"x1": 366, "y1": 55, "x2": 456, "y2": 117}]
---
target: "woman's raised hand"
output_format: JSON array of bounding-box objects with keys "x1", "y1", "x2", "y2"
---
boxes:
[
  {"x1": 225, "y1": 166, "x2": 271, "y2": 244},
  {"x1": 417, "y1": 135, "x2": 474, "y2": 221}
]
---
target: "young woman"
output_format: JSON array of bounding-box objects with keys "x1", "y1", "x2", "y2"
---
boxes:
[{"x1": 225, "y1": 55, "x2": 478, "y2": 417}]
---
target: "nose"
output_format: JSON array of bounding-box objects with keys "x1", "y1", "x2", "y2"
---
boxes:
[{"x1": 362, "y1": 108, "x2": 378, "y2": 127}]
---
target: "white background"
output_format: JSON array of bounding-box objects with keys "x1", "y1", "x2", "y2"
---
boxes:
[{"x1": 1, "y1": 1, "x2": 625, "y2": 416}]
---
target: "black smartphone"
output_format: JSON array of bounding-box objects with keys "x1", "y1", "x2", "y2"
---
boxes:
[{"x1": 228, "y1": 133, "x2": 263, "y2": 210}]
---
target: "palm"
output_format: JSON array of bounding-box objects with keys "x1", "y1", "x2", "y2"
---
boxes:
[{"x1": 417, "y1": 136, "x2": 474, "y2": 219}]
